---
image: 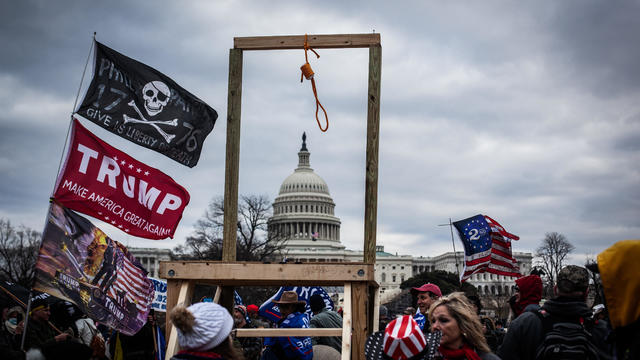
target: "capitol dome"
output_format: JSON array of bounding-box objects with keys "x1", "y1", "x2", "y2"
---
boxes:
[
  {"x1": 268, "y1": 133, "x2": 343, "y2": 254},
  {"x1": 279, "y1": 170, "x2": 330, "y2": 196}
]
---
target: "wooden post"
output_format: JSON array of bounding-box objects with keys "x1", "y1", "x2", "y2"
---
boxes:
[
  {"x1": 223, "y1": 48, "x2": 243, "y2": 262},
  {"x1": 363, "y1": 44, "x2": 381, "y2": 266},
  {"x1": 220, "y1": 48, "x2": 243, "y2": 313},
  {"x1": 164, "y1": 279, "x2": 182, "y2": 334},
  {"x1": 359, "y1": 43, "x2": 381, "y2": 357},
  {"x1": 341, "y1": 284, "x2": 353, "y2": 360},
  {"x1": 165, "y1": 280, "x2": 194, "y2": 360},
  {"x1": 351, "y1": 282, "x2": 369, "y2": 360},
  {"x1": 372, "y1": 286, "x2": 381, "y2": 332}
]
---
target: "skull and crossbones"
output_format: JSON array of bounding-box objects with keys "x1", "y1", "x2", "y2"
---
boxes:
[{"x1": 123, "y1": 81, "x2": 178, "y2": 143}]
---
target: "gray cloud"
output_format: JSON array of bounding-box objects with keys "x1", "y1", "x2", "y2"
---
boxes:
[{"x1": 1, "y1": 0, "x2": 637, "y2": 261}]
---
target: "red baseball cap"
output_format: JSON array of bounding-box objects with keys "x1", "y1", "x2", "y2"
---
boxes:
[
  {"x1": 246, "y1": 304, "x2": 259, "y2": 314},
  {"x1": 410, "y1": 283, "x2": 442, "y2": 298}
]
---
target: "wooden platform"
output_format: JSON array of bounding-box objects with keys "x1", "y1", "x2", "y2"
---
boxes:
[{"x1": 160, "y1": 262, "x2": 379, "y2": 360}]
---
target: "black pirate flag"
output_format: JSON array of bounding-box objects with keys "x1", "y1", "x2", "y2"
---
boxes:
[{"x1": 76, "y1": 41, "x2": 217, "y2": 167}]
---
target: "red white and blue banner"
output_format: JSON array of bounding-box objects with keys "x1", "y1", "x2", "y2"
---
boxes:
[
  {"x1": 259, "y1": 286, "x2": 335, "y2": 323},
  {"x1": 76, "y1": 41, "x2": 217, "y2": 167},
  {"x1": 149, "y1": 277, "x2": 167, "y2": 312},
  {"x1": 33, "y1": 202, "x2": 154, "y2": 335},
  {"x1": 53, "y1": 119, "x2": 190, "y2": 240},
  {"x1": 453, "y1": 214, "x2": 521, "y2": 282}
]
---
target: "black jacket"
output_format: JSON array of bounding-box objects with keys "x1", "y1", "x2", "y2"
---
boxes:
[{"x1": 498, "y1": 297, "x2": 611, "y2": 360}]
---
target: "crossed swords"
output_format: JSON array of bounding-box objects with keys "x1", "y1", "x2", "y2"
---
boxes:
[{"x1": 123, "y1": 100, "x2": 178, "y2": 143}]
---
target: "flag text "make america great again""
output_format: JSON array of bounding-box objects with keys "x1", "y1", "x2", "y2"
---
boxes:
[{"x1": 53, "y1": 118, "x2": 190, "y2": 239}]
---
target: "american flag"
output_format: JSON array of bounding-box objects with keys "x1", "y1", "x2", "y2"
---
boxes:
[
  {"x1": 311, "y1": 232, "x2": 319, "y2": 240},
  {"x1": 453, "y1": 214, "x2": 521, "y2": 282},
  {"x1": 107, "y1": 247, "x2": 154, "y2": 312}
]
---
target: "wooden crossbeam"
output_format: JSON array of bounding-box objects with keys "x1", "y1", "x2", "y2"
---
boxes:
[
  {"x1": 235, "y1": 328, "x2": 342, "y2": 337},
  {"x1": 234, "y1": 33, "x2": 380, "y2": 50},
  {"x1": 159, "y1": 262, "x2": 375, "y2": 286}
]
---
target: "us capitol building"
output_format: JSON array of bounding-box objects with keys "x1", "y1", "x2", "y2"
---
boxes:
[{"x1": 268, "y1": 133, "x2": 532, "y2": 303}]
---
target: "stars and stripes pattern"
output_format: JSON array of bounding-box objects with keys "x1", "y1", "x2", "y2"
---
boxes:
[
  {"x1": 107, "y1": 251, "x2": 154, "y2": 312},
  {"x1": 382, "y1": 315, "x2": 426, "y2": 360},
  {"x1": 453, "y1": 214, "x2": 521, "y2": 282}
]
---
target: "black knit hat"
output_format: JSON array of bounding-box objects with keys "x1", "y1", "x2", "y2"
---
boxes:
[
  {"x1": 31, "y1": 297, "x2": 50, "y2": 313},
  {"x1": 309, "y1": 294, "x2": 326, "y2": 313}
]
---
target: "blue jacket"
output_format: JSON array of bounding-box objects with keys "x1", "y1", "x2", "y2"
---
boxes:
[
  {"x1": 264, "y1": 312, "x2": 313, "y2": 360},
  {"x1": 414, "y1": 312, "x2": 426, "y2": 331}
]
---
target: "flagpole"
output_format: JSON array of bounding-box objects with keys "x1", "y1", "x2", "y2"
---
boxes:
[
  {"x1": 20, "y1": 295, "x2": 32, "y2": 351},
  {"x1": 52, "y1": 32, "x2": 96, "y2": 195},
  {"x1": 23, "y1": 202, "x2": 67, "y2": 350},
  {"x1": 438, "y1": 218, "x2": 460, "y2": 279},
  {"x1": 72, "y1": 32, "x2": 96, "y2": 113},
  {"x1": 152, "y1": 323, "x2": 158, "y2": 359}
]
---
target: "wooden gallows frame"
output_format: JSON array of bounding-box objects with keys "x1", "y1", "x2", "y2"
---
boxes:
[{"x1": 159, "y1": 33, "x2": 382, "y2": 360}]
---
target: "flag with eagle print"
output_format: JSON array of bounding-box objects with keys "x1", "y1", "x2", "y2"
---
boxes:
[{"x1": 33, "y1": 202, "x2": 154, "y2": 335}]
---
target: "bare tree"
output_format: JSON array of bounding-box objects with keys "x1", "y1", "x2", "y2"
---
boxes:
[
  {"x1": 173, "y1": 194, "x2": 286, "y2": 261},
  {"x1": 0, "y1": 219, "x2": 41, "y2": 287},
  {"x1": 535, "y1": 232, "x2": 575, "y2": 289}
]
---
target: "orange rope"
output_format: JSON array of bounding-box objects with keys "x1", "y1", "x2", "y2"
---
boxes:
[{"x1": 300, "y1": 34, "x2": 328, "y2": 132}]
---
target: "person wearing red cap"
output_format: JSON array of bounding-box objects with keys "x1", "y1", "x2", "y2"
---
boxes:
[
  {"x1": 410, "y1": 283, "x2": 442, "y2": 333},
  {"x1": 246, "y1": 304, "x2": 268, "y2": 328},
  {"x1": 246, "y1": 304, "x2": 259, "y2": 315}
]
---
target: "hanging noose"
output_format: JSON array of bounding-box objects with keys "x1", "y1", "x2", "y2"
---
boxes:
[{"x1": 300, "y1": 34, "x2": 329, "y2": 132}]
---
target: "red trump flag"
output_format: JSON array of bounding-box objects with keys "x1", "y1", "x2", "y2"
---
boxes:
[{"x1": 53, "y1": 118, "x2": 190, "y2": 239}]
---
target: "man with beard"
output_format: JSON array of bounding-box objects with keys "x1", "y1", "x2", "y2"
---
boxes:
[{"x1": 232, "y1": 305, "x2": 261, "y2": 360}]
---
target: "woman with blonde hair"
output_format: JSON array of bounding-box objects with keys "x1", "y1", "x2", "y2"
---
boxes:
[{"x1": 429, "y1": 292, "x2": 499, "y2": 360}]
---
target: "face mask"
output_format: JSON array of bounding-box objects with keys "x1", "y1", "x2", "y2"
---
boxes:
[{"x1": 8, "y1": 318, "x2": 17, "y2": 326}]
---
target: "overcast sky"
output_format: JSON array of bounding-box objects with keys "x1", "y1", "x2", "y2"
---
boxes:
[{"x1": 1, "y1": 1, "x2": 638, "y2": 266}]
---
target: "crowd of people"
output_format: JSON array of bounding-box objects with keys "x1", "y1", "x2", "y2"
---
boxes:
[
  {"x1": 366, "y1": 240, "x2": 640, "y2": 359},
  {"x1": 1, "y1": 240, "x2": 638, "y2": 359}
]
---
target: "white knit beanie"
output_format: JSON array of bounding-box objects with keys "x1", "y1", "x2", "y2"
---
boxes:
[{"x1": 171, "y1": 302, "x2": 233, "y2": 352}]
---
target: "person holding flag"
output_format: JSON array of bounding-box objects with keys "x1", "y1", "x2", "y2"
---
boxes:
[
  {"x1": 1, "y1": 297, "x2": 23, "y2": 360},
  {"x1": 114, "y1": 310, "x2": 157, "y2": 360},
  {"x1": 24, "y1": 298, "x2": 71, "y2": 351},
  {"x1": 261, "y1": 291, "x2": 313, "y2": 360}
]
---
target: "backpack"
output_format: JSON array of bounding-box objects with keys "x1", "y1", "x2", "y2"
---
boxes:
[{"x1": 534, "y1": 310, "x2": 602, "y2": 360}]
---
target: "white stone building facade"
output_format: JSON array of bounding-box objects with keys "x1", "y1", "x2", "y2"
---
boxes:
[{"x1": 128, "y1": 247, "x2": 171, "y2": 278}]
